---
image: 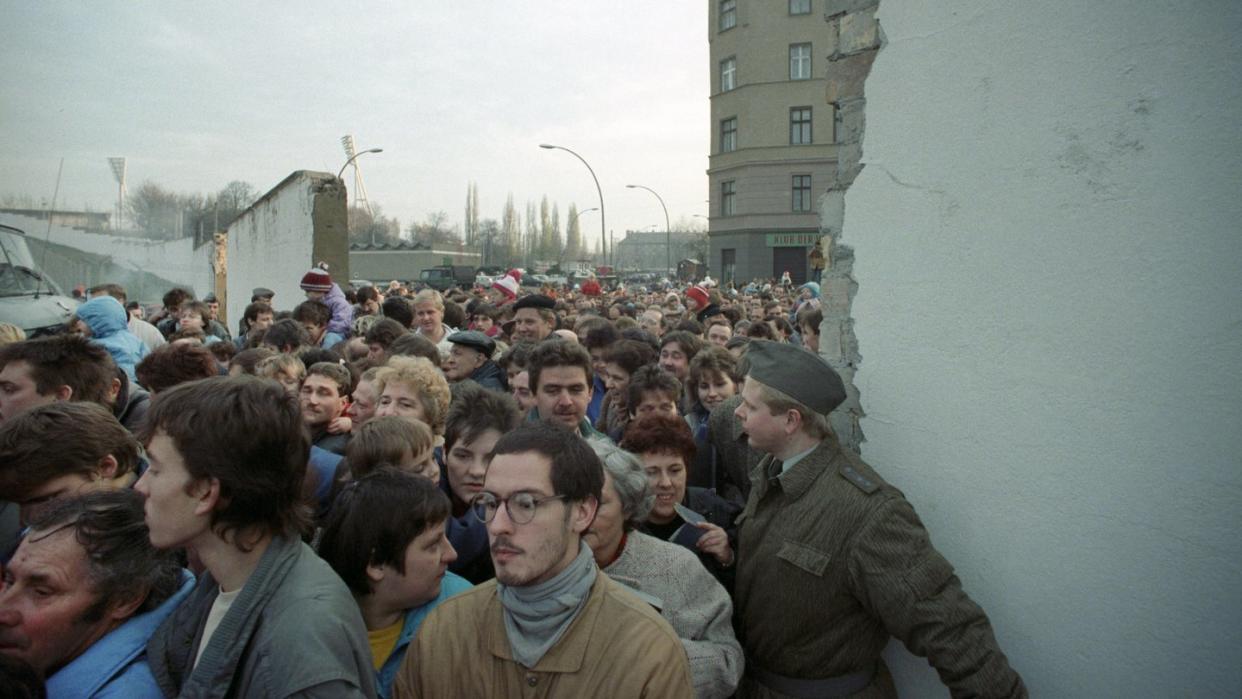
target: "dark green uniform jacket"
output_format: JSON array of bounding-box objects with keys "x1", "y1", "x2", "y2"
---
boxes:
[{"x1": 734, "y1": 436, "x2": 1026, "y2": 699}]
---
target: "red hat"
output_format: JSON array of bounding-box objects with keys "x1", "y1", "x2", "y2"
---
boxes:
[
  {"x1": 300, "y1": 263, "x2": 332, "y2": 293},
  {"x1": 685, "y1": 285, "x2": 709, "y2": 310},
  {"x1": 492, "y1": 274, "x2": 519, "y2": 301},
  {"x1": 506, "y1": 268, "x2": 523, "y2": 283}
]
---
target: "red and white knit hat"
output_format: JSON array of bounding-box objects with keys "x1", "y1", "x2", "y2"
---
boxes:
[
  {"x1": 492, "y1": 272, "x2": 519, "y2": 301},
  {"x1": 300, "y1": 263, "x2": 332, "y2": 293},
  {"x1": 685, "y1": 285, "x2": 710, "y2": 311}
]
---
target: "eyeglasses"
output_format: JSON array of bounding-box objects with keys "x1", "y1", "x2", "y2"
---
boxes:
[{"x1": 472, "y1": 492, "x2": 568, "y2": 525}]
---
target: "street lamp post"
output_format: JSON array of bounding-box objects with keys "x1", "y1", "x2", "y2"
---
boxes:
[
  {"x1": 337, "y1": 147, "x2": 383, "y2": 181},
  {"x1": 540, "y1": 144, "x2": 607, "y2": 266},
  {"x1": 626, "y1": 184, "x2": 671, "y2": 278},
  {"x1": 337, "y1": 146, "x2": 383, "y2": 244}
]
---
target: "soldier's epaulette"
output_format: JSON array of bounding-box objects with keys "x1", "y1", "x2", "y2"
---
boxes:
[{"x1": 839, "y1": 464, "x2": 878, "y2": 494}]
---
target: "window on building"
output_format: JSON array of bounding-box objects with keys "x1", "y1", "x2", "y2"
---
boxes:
[
  {"x1": 722, "y1": 180, "x2": 736, "y2": 216},
  {"x1": 790, "y1": 43, "x2": 812, "y2": 80},
  {"x1": 721, "y1": 56, "x2": 736, "y2": 92},
  {"x1": 720, "y1": 0, "x2": 736, "y2": 31},
  {"x1": 721, "y1": 117, "x2": 737, "y2": 153},
  {"x1": 792, "y1": 175, "x2": 812, "y2": 212},
  {"x1": 790, "y1": 107, "x2": 812, "y2": 145},
  {"x1": 790, "y1": 0, "x2": 812, "y2": 14}
]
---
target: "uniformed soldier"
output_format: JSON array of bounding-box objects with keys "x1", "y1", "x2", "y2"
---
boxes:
[{"x1": 733, "y1": 341, "x2": 1027, "y2": 698}]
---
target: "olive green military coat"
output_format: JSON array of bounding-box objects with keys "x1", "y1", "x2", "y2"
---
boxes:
[{"x1": 734, "y1": 437, "x2": 1027, "y2": 699}]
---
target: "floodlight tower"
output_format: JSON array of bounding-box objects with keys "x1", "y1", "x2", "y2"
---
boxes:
[
  {"x1": 340, "y1": 135, "x2": 375, "y2": 217},
  {"x1": 108, "y1": 157, "x2": 126, "y2": 230}
]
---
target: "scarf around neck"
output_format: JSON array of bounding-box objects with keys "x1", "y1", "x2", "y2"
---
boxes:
[{"x1": 496, "y1": 540, "x2": 598, "y2": 668}]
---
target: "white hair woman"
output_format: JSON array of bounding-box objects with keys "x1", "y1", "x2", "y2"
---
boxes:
[{"x1": 582, "y1": 440, "x2": 743, "y2": 699}]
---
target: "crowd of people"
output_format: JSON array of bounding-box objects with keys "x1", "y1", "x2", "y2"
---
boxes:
[{"x1": 0, "y1": 264, "x2": 1027, "y2": 698}]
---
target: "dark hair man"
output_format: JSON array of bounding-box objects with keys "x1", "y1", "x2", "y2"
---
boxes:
[
  {"x1": 658, "y1": 331, "x2": 703, "y2": 383},
  {"x1": 301, "y1": 362, "x2": 352, "y2": 455},
  {"x1": 625, "y1": 365, "x2": 682, "y2": 422},
  {"x1": 135, "y1": 342, "x2": 219, "y2": 395},
  {"x1": 731, "y1": 341, "x2": 1026, "y2": 697},
  {"x1": 511, "y1": 295, "x2": 556, "y2": 342},
  {"x1": 579, "y1": 320, "x2": 618, "y2": 425},
  {"x1": 136, "y1": 376, "x2": 375, "y2": 697},
  {"x1": 236, "y1": 301, "x2": 275, "y2": 349},
  {"x1": 0, "y1": 402, "x2": 141, "y2": 523},
  {"x1": 0, "y1": 490, "x2": 192, "y2": 696},
  {"x1": 796, "y1": 305, "x2": 823, "y2": 355},
  {"x1": 526, "y1": 340, "x2": 605, "y2": 440},
  {"x1": 155, "y1": 288, "x2": 192, "y2": 338},
  {"x1": 365, "y1": 318, "x2": 407, "y2": 365},
  {"x1": 294, "y1": 300, "x2": 345, "y2": 349},
  {"x1": 392, "y1": 423, "x2": 694, "y2": 697},
  {"x1": 381, "y1": 296, "x2": 414, "y2": 330},
  {"x1": 262, "y1": 318, "x2": 311, "y2": 353},
  {"x1": 318, "y1": 469, "x2": 471, "y2": 698},
  {"x1": 0, "y1": 335, "x2": 116, "y2": 423}
]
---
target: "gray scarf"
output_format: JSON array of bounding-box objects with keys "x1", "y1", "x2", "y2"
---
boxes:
[{"x1": 497, "y1": 540, "x2": 598, "y2": 668}]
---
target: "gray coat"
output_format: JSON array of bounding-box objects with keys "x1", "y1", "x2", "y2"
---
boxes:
[
  {"x1": 605, "y1": 531, "x2": 744, "y2": 699},
  {"x1": 146, "y1": 535, "x2": 376, "y2": 698}
]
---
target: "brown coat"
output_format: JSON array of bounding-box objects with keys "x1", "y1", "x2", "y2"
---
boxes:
[
  {"x1": 734, "y1": 437, "x2": 1027, "y2": 699},
  {"x1": 393, "y1": 572, "x2": 694, "y2": 699}
]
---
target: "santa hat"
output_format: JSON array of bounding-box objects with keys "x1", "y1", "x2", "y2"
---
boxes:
[
  {"x1": 685, "y1": 285, "x2": 710, "y2": 311},
  {"x1": 300, "y1": 263, "x2": 332, "y2": 293},
  {"x1": 492, "y1": 273, "x2": 519, "y2": 301}
]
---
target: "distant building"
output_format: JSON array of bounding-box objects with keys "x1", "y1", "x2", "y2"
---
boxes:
[
  {"x1": 706, "y1": 0, "x2": 835, "y2": 286},
  {"x1": 613, "y1": 230, "x2": 705, "y2": 273},
  {"x1": 349, "y1": 240, "x2": 481, "y2": 283},
  {"x1": 0, "y1": 208, "x2": 111, "y2": 231}
]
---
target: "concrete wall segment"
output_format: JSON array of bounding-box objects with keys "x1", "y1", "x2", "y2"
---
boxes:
[{"x1": 847, "y1": 1, "x2": 1242, "y2": 695}]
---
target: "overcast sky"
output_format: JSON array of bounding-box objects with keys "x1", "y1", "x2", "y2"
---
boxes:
[{"x1": 0, "y1": 1, "x2": 709, "y2": 245}]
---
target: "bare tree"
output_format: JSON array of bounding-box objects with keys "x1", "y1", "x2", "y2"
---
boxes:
[
  {"x1": 410, "y1": 210, "x2": 461, "y2": 246},
  {"x1": 502, "y1": 193, "x2": 520, "y2": 266}
]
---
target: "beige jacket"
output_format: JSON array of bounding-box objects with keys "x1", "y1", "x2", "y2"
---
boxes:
[{"x1": 393, "y1": 572, "x2": 694, "y2": 698}]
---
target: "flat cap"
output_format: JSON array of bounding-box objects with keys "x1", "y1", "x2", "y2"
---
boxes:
[
  {"x1": 744, "y1": 340, "x2": 846, "y2": 415},
  {"x1": 513, "y1": 294, "x2": 555, "y2": 311},
  {"x1": 203, "y1": 292, "x2": 218, "y2": 303},
  {"x1": 447, "y1": 330, "x2": 495, "y2": 357},
  {"x1": 252, "y1": 287, "x2": 275, "y2": 300}
]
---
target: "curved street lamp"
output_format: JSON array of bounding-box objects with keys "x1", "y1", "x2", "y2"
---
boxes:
[
  {"x1": 540, "y1": 144, "x2": 607, "y2": 265},
  {"x1": 337, "y1": 147, "x2": 383, "y2": 180},
  {"x1": 626, "y1": 184, "x2": 671, "y2": 276}
]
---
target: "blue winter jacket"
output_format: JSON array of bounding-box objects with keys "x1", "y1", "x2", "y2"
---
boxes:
[
  {"x1": 76, "y1": 296, "x2": 148, "y2": 383},
  {"x1": 46, "y1": 570, "x2": 195, "y2": 698},
  {"x1": 373, "y1": 572, "x2": 473, "y2": 698}
]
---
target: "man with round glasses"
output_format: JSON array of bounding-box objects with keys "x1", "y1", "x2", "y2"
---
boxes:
[{"x1": 393, "y1": 423, "x2": 693, "y2": 697}]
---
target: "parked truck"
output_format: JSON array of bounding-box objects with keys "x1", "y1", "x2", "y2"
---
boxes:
[{"x1": 417, "y1": 265, "x2": 476, "y2": 291}]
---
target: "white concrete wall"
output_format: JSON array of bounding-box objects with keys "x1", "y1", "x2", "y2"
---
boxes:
[
  {"x1": 225, "y1": 172, "x2": 329, "y2": 326},
  {"x1": 0, "y1": 212, "x2": 210, "y2": 297},
  {"x1": 846, "y1": 2, "x2": 1242, "y2": 696}
]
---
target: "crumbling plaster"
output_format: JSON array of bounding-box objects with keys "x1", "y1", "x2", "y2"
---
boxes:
[{"x1": 840, "y1": 0, "x2": 1242, "y2": 695}]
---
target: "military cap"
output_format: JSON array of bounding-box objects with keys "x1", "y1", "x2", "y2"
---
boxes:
[
  {"x1": 513, "y1": 294, "x2": 555, "y2": 311},
  {"x1": 744, "y1": 340, "x2": 846, "y2": 415},
  {"x1": 447, "y1": 330, "x2": 495, "y2": 357},
  {"x1": 251, "y1": 287, "x2": 275, "y2": 301}
]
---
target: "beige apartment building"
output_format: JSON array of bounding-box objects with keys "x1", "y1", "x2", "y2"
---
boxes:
[{"x1": 707, "y1": 0, "x2": 837, "y2": 286}]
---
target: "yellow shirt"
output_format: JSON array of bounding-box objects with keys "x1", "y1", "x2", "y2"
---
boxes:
[{"x1": 367, "y1": 618, "x2": 403, "y2": 671}]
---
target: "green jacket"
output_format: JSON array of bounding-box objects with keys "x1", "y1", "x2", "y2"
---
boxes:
[{"x1": 734, "y1": 437, "x2": 1026, "y2": 698}]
